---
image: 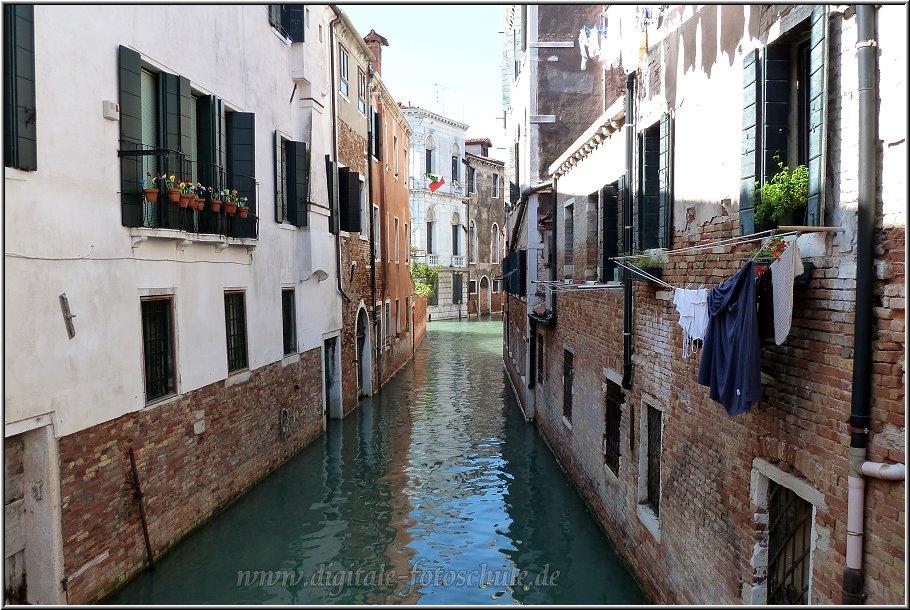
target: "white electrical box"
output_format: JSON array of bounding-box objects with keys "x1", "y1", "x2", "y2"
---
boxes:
[{"x1": 102, "y1": 100, "x2": 120, "y2": 121}]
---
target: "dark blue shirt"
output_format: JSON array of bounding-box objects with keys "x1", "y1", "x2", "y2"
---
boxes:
[{"x1": 697, "y1": 261, "x2": 762, "y2": 416}]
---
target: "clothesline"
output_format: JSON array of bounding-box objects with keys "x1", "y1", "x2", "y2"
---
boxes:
[{"x1": 610, "y1": 229, "x2": 799, "y2": 261}]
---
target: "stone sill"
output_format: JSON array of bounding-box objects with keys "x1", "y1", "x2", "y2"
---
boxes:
[
  {"x1": 130, "y1": 228, "x2": 257, "y2": 253},
  {"x1": 637, "y1": 504, "x2": 662, "y2": 544}
]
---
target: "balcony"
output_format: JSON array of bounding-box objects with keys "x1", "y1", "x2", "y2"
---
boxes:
[
  {"x1": 451, "y1": 255, "x2": 465, "y2": 267},
  {"x1": 427, "y1": 254, "x2": 440, "y2": 265}
]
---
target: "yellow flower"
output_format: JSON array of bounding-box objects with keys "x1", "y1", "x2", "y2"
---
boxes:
[{"x1": 169, "y1": 175, "x2": 175, "y2": 181}]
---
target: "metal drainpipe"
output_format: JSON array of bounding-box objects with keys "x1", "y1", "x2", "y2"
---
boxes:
[
  {"x1": 329, "y1": 7, "x2": 350, "y2": 305},
  {"x1": 367, "y1": 67, "x2": 379, "y2": 395},
  {"x1": 621, "y1": 73, "x2": 635, "y2": 389},
  {"x1": 377, "y1": 91, "x2": 388, "y2": 389},
  {"x1": 843, "y1": 5, "x2": 878, "y2": 604},
  {"x1": 549, "y1": 178, "x2": 558, "y2": 318}
]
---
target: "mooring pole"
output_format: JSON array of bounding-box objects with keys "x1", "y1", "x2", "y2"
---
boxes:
[{"x1": 128, "y1": 447, "x2": 154, "y2": 568}]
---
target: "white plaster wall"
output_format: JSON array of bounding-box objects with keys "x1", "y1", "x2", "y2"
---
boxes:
[
  {"x1": 554, "y1": 132, "x2": 626, "y2": 199},
  {"x1": 4, "y1": 5, "x2": 342, "y2": 437}
]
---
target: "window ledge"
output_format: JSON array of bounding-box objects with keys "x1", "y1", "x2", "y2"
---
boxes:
[
  {"x1": 278, "y1": 223, "x2": 297, "y2": 231},
  {"x1": 225, "y1": 369, "x2": 251, "y2": 387},
  {"x1": 637, "y1": 504, "x2": 662, "y2": 543},
  {"x1": 129, "y1": 228, "x2": 256, "y2": 252},
  {"x1": 577, "y1": 281, "x2": 622, "y2": 290},
  {"x1": 281, "y1": 353, "x2": 300, "y2": 367},
  {"x1": 562, "y1": 415, "x2": 573, "y2": 430},
  {"x1": 145, "y1": 392, "x2": 182, "y2": 410}
]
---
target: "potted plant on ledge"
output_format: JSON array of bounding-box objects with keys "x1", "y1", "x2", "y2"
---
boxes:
[
  {"x1": 754, "y1": 155, "x2": 809, "y2": 228},
  {"x1": 627, "y1": 253, "x2": 666, "y2": 282},
  {"x1": 209, "y1": 188, "x2": 222, "y2": 213},
  {"x1": 142, "y1": 172, "x2": 159, "y2": 203},
  {"x1": 178, "y1": 180, "x2": 193, "y2": 208},
  {"x1": 224, "y1": 190, "x2": 238, "y2": 216},
  {"x1": 165, "y1": 174, "x2": 180, "y2": 203},
  {"x1": 237, "y1": 196, "x2": 250, "y2": 218}
]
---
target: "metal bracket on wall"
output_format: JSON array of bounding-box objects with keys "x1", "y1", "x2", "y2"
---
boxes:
[{"x1": 59, "y1": 293, "x2": 76, "y2": 339}]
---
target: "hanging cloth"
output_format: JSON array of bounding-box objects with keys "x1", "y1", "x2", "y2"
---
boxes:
[
  {"x1": 578, "y1": 28, "x2": 590, "y2": 70},
  {"x1": 673, "y1": 287, "x2": 710, "y2": 358},
  {"x1": 755, "y1": 267, "x2": 775, "y2": 342},
  {"x1": 770, "y1": 238, "x2": 803, "y2": 345},
  {"x1": 587, "y1": 27, "x2": 602, "y2": 63},
  {"x1": 697, "y1": 261, "x2": 763, "y2": 416}
]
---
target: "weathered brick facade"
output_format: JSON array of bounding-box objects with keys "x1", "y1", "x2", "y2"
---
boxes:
[
  {"x1": 465, "y1": 152, "x2": 505, "y2": 317},
  {"x1": 58, "y1": 349, "x2": 324, "y2": 603}
]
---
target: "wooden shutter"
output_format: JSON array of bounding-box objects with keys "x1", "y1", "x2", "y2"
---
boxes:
[
  {"x1": 325, "y1": 155, "x2": 338, "y2": 234},
  {"x1": 806, "y1": 5, "x2": 828, "y2": 226},
  {"x1": 762, "y1": 45, "x2": 790, "y2": 180},
  {"x1": 197, "y1": 95, "x2": 219, "y2": 190},
  {"x1": 638, "y1": 128, "x2": 660, "y2": 250},
  {"x1": 3, "y1": 4, "x2": 36, "y2": 171},
  {"x1": 373, "y1": 109, "x2": 382, "y2": 160},
  {"x1": 282, "y1": 5, "x2": 305, "y2": 42},
  {"x1": 118, "y1": 45, "x2": 143, "y2": 227},
  {"x1": 658, "y1": 113, "x2": 673, "y2": 249},
  {"x1": 740, "y1": 49, "x2": 760, "y2": 235},
  {"x1": 158, "y1": 72, "x2": 180, "y2": 159},
  {"x1": 601, "y1": 184, "x2": 619, "y2": 282},
  {"x1": 338, "y1": 167, "x2": 361, "y2": 233},
  {"x1": 227, "y1": 111, "x2": 256, "y2": 213},
  {"x1": 178, "y1": 76, "x2": 193, "y2": 178},
  {"x1": 286, "y1": 140, "x2": 309, "y2": 227},
  {"x1": 274, "y1": 131, "x2": 284, "y2": 222}
]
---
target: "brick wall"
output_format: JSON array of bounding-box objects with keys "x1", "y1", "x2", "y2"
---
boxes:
[{"x1": 58, "y1": 348, "x2": 324, "y2": 604}]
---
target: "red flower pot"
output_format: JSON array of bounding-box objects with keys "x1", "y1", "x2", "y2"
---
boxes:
[
  {"x1": 195, "y1": 197, "x2": 205, "y2": 210},
  {"x1": 166, "y1": 188, "x2": 181, "y2": 203},
  {"x1": 143, "y1": 189, "x2": 159, "y2": 203},
  {"x1": 238, "y1": 207, "x2": 249, "y2": 219},
  {"x1": 210, "y1": 200, "x2": 222, "y2": 213},
  {"x1": 224, "y1": 202, "x2": 237, "y2": 216},
  {"x1": 178, "y1": 193, "x2": 191, "y2": 208}
]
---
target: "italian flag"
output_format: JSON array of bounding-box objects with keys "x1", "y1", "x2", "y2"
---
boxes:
[{"x1": 426, "y1": 172, "x2": 445, "y2": 193}]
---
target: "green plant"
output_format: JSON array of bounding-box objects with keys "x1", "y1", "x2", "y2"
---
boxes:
[
  {"x1": 164, "y1": 174, "x2": 176, "y2": 189},
  {"x1": 143, "y1": 172, "x2": 160, "y2": 190},
  {"x1": 754, "y1": 155, "x2": 809, "y2": 224},
  {"x1": 748, "y1": 236, "x2": 788, "y2": 260},
  {"x1": 210, "y1": 188, "x2": 221, "y2": 201},
  {"x1": 627, "y1": 253, "x2": 665, "y2": 269},
  {"x1": 411, "y1": 260, "x2": 440, "y2": 297},
  {"x1": 237, "y1": 196, "x2": 248, "y2": 208}
]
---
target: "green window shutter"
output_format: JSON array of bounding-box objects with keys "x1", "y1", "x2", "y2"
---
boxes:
[
  {"x1": 638, "y1": 127, "x2": 660, "y2": 250},
  {"x1": 274, "y1": 131, "x2": 284, "y2": 223},
  {"x1": 338, "y1": 167, "x2": 362, "y2": 233},
  {"x1": 373, "y1": 109, "x2": 382, "y2": 160},
  {"x1": 806, "y1": 5, "x2": 828, "y2": 226},
  {"x1": 325, "y1": 155, "x2": 338, "y2": 234},
  {"x1": 658, "y1": 113, "x2": 674, "y2": 249},
  {"x1": 601, "y1": 184, "x2": 619, "y2": 282},
  {"x1": 196, "y1": 95, "x2": 219, "y2": 190},
  {"x1": 286, "y1": 140, "x2": 309, "y2": 227},
  {"x1": 282, "y1": 5, "x2": 305, "y2": 42},
  {"x1": 762, "y1": 45, "x2": 790, "y2": 180},
  {"x1": 178, "y1": 75, "x2": 192, "y2": 179},
  {"x1": 188, "y1": 94, "x2": 198, "y2": 183},
  {"x1": 740, "y1": 49, "x2": 760, "y2": 236},
  {"x1": 118, "y1": 45, "x2": 143, "y2": 227},
  {"x1": 158, "y1": 72, "x2": 180, "y2": 160},
  {"x1": 227, "y1": 111, "x2": 256, "y2": 213},
  {"x1": 3, "y1": 4, "x2": 36, "y2": 170}
]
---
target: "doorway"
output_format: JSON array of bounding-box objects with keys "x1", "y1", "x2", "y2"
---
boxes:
[
  {"x1": 355, "y1": 307, "x2": 372, "y2": 397},
  {"x1": 479, "y1": 275, "x2": 491, "y2": 315},
  {"x1": 323, "y1": 335, "x2": 342, "y2": 420}
]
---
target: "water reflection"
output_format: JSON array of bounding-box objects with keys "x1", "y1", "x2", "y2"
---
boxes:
[{"x1": 105, "y1": 320, "x2": 646, "y2": 605}]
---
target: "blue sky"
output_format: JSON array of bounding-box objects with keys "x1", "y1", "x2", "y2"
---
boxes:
[{"x1": 342, "y1": 4, "x2": 507, "y2": 158}]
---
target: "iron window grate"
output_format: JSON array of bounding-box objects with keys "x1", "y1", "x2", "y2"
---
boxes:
[
  {"x1": 141, "y1": 299, "x2": 174, "y2": 401},
  {"x1": 282, "y1": 289, "x2": 296, "y2": 356},
  {"x1": 563, "y1": 350, "x2": 573, "y2": 420},
  {"x1": 646, "y1": 405, "x2": 662, "y2": 516},
  {"x1": 604, "y1": 380, "x2": 624, "y2": 474},
  {"x1": 767, "y1": 482, "x2": 813, "y2": 604},
  {"x1": 224, "y1": 292, "x2": 248, "y2": 373}
]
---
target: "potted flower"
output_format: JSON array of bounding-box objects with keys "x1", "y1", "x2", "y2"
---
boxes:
[
  {"x1": 165, "y1": 174, "x2": 180, "y2": 203},
  {"x1": 142, "y1": 172, "x2": 160, "y2": 203},
  {"x1": 237, "y1": 196, "x2": 249, "y2": 218},
  {"x1": 177, "y1": 179, "x2": 194, "y2": 208},
  {"x1": 627, "y1": 253, "x2": 665, "y2": 282},
  {"x1": 754, "y1": 155, "x2": 809, "y2": 228},
  {"x1": 209, "y1": 187, "x2": 222, "y2": 213},
  {"x1": 193, "y1": 183, "x2": 205, "y2": 210},
  {"x1": 224, "y1": 189, "x2": 238, "y2": 216}
]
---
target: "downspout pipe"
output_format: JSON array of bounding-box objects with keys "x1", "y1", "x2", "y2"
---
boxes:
[
  {"x1": 507, "y1": 181, "x2": 552, "y2": 255},
  {"x1": 621, "y1": 73, "x2": 635, "y2": 389},
  {"x1": 549, "y1": 178, "x2": 558, "y2": 321},
  {"x1": 328, "y1": 6, "x2": 350, "y2": 304},
  {"x1": 843, "y1": 5, "x2": 877, "y2": 604}
]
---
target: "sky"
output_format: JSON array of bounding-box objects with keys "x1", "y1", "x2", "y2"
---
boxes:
[{"x1": 342, "y1": 4, "x2": 508, "y2": 159}]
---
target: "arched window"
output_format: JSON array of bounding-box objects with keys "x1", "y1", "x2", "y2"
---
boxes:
[
  {"x1": 425, "y1": 135, "x2": 435, "y2": 175},
  {"x1": 425, "y1": 207, "x2": 435, "y2": 254},
  {"x1": 451, "y1": 142, "x2": 461, "y2": 183},
  {"x1": 491, "y1": 223, "x2": 500, "y2": 263},
  {"x1": 451, "y1": 212, "x2": 461, "y2": 256},
  {"x1": 469, "y1": 220, "x2": 477, "y2": 262}
]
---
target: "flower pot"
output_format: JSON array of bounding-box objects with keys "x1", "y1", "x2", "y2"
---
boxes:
[
  {"x1": 178, "y1": 193, "x2": 191, "y2": 208},
  {"x1": 210, "y1": 200, "x2": 222, "y2": 213},
  {"x1": 633, "y1": 267, "x2": 663, "y2": 281},
  {"x1": 166, "y1": 188, "x2": 181, "y2": 203},
  {"x1": 238, "y1": 207, "x2": 249, "y2": 219},
  {"x1": 224, "y1": 202, "x2": 237, "y2": 216},
  {"x1": 143, "y1": 189, "x2": 159, "y2": 203},
  {"x1": 195, "y1": 197, "x2": 204, "y2": 210}
]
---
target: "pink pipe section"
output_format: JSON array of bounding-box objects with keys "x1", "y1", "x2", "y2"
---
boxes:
[
  {"x1": 861, "y1": 461, "x2": 906, "y2": 481},
  {"x1": 846, "y1": 476, "x2": 865, "y2": 570}
]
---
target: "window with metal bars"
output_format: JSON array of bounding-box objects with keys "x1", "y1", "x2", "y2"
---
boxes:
[
  {"x1": 536, "y1": 332, "x2": 544, "y2": 384},
  {"x1": 141, "y1": 298, "x2": 175, "y2": 402},
  {"x1": 767, "y1": 482, "x2": 813, "y2": 604},
  {"x1": 563, "y1": 349, "x2": 573, "y2": 421},
  {"x1": 224, "y1": 292, "x2": 248, "y2": 372},
  {"x1": 282, "y1": 288, "x2": 296, "y2": 356},
  {"x1": 604, "y1": 380, "x2": 624, "y2": 474},
  {"x1": 646, "y1": 405, "x2": 662, "y2": 515}
]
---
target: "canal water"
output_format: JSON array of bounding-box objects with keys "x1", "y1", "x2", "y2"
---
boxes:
[{"x1": 105, "y1": 320, "x2": 647, "y2": 605}]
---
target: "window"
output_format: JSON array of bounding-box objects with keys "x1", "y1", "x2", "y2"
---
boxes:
[
  {"x1": 492, "y1": 279, "x2": 500, "y2": 293},
  {"x1": 563, "y1": 349, "x2": 573, "y2": 421},
  {"x1": 384, "y1": 302, "x2": 391, "y2": 348},
  {"x1": 492, "y1": 173, "x2": 500, "y2": 198},
  {"x1": 637, "y1": 117, "x2": 672, "y2": 250},
  {"x1": 451, "y1": 213, "x2": 461, "y2": 257},
  {"x1": 394, "y1": 217, "x2": 400, "y2": 263},
  {"x1": 282, "y1": 288, "x2": 296, "y2": 355},
  {"x1": 405, "y1": 224, "x2": 410, "y2": 262},
  {"x1": 370, "y1": 106, "x2": 382, "y2": 160},
  {"x1": 357, "y1": 69, "x2": 367, "y2": 114},
  {"x1": 491, "y1": 223, "x2": 500, "y2": 263},
  {"x1": 451, "y1": 143, "x2": 460, "y2": 183},
  {"x1": 536, "y1": 332, "x2": 544, "y2": 384},
  {"x1": 395, "y1": 299, "x2": 400, "y2": 335},
  {"x1": 267, "y1": 5, "x2": 304, "y2": 41},
  {"x1": 469, "y1": 279, "x2": 477, "y2": 294},
  {"x1": 275, "y1": 133, "x2": 289, "y2": 222},
  {"x1": 564, "y1": 200, "x2": 574, "y2": 280},
  {"x1": 645, "y1": 404, "x2": 662, "y2": 515},
  {"x1": 469, "y1": 220, "x2": 477, "y2": 263},
  {"x1": 393, "y1": 135, "x2": 399, "y2": 176},
  {"x1": 468, "y1": 167, "x2": 477, "y2": 194},
  {"x1": 406, "y1": 297, "x2": 411, "y2": 331},
  {"x1": 141, "y1": 298, "x2": 175, "y2": 402},
  {"x1": 386, "y1": 212, "x2": 390, "y2": 261},
  {"x1": 601, "y1": 182, "x2": 620, "y2": 283},
  {"x1": 373, "y1": 205, "x2": 380, "y2": 259},
  {"x1": 4, "y1": 4, "x2": 37, "y2": 171},
  {"x1": 338, "y1": 45, "x2": 349, "y2": 97},
  {"x1": 767, "y1": 482, "x2": 813, "y2": 604},
  {"x1": 741, "y1": 8, "x2": 827, "y2": 234},
  {"x1": 453, "y1": 273, "x2": 463, "y2": 304},
  {"x1": 604, "y1": 380, "x2": 624, "y2": 474},
  {"x1": 425, "y1": 135, "x2": 434, "y2": 174},
  {"x1": 224, "y1": 292, "x2": 248, "y2": 373},
  {"x1": 359, "y1": 181, "x2": 367, "y2": 236},
  {"x1": 426, "y1": 207, "x2": 435, "y2": 254}
]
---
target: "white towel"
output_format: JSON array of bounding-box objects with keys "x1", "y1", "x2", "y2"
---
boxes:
[
  {"x1": 674, "y1": 287, "x2": 710, "y2": 358},
  {"x1": 578, "y1": 29, "x2": 589, "y2": 70},
  {"x1": 770, "y1": 239, "x2": 804, "y2": 345}
]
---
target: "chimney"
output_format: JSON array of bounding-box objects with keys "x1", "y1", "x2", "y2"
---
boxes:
[{"x1": 363, "y1": 29, "x2": 389, "y2": 76}]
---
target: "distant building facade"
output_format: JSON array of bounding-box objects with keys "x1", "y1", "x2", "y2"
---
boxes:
[{"x1": 464, "y1": 141, "x2": 505, "y2": 316}]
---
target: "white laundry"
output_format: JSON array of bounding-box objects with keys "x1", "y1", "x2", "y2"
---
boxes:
[
  {"x1": 578, "y1": 28, "x2": 590, "y2": 70},
  {"x1": 587, "y1": 28, "x2": 601, "y2": 63},
  {"x1": 673, "y1": 287, "x2": 710, "y2": 358},
  {"x1": 770, "y1": 238, "x2": 803, "y2": 345}
]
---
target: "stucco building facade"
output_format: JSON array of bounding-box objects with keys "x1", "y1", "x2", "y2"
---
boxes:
[{"x1": 464, "y1": 140, "x2": 505, "y2": 316}]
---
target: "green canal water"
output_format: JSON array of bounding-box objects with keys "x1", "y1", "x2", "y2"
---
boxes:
[{"x1": 104, "y1": 320, "x2": 647, "y2": 604}]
